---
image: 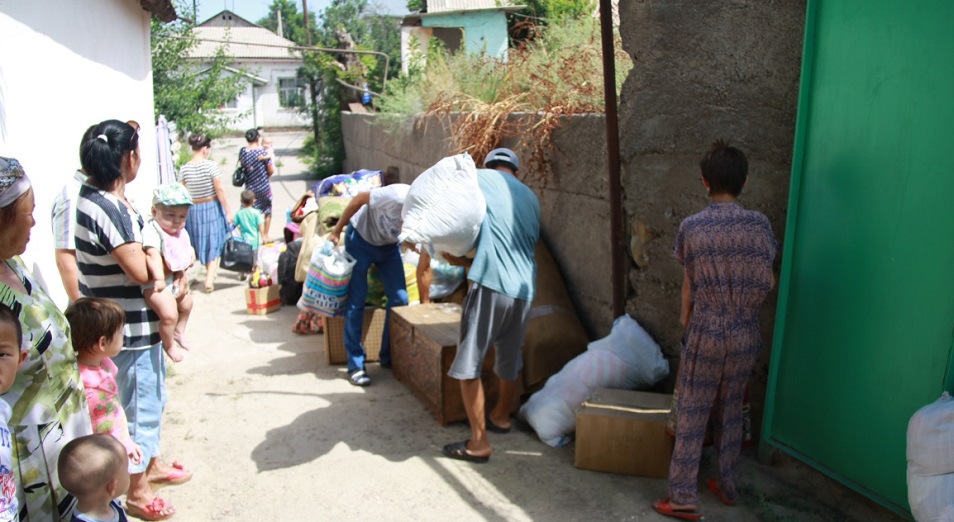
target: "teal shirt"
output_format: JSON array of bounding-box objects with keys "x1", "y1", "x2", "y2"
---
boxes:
[
  {"x1": 468, "y1": 168, "x2": 540, "y2": 300},
  {"x1": 234, "y1": 207, "x2": 264, "y2": 250}
]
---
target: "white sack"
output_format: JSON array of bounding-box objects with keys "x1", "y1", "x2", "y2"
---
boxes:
[
  {"x1": 399, "y1": 154, "x2": 486, "y2": 258},
  {"x1": 518, "y1": 315, "x2": 670, "y2": 448},
  {"x1": 908, "y1": 392, "x2": 954, "y2": 521}
]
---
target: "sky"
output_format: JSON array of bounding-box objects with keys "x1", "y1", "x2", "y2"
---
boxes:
[{"x1": 196, "y1": 0, "x2": 408, "y2": 25}]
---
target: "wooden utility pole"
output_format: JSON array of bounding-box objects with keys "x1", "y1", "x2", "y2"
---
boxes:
[{"x1": 302, "y1": 0, "x2": 312, "y2": 45}]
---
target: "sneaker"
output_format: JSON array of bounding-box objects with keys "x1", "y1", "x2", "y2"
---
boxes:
[{"x1": 348, "y1": 368, "x2": 371, "y2": 387}]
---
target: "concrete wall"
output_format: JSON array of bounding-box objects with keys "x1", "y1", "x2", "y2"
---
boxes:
[
  {"x1": 0, "y1": 0, "x2": 160, "y2": 308},
  {"x1": 342, "y1": 113, "x2": 615, "y2": 339},
  {"x1": 617, "y1": 1, "x2": 805, "y2": 426}
]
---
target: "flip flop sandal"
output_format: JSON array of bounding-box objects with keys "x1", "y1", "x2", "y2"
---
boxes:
[
  {"x1": 653, "y1": 498, "x2": 703, "y2": 520},
  {"x1": 707, "y1": 479, "x2": 737, "y2": 506},
  {"x1": 149, "y1": 461, "x2": 193, "y2": 490},
  {"x1": 485, "y1": 415, "x2": 511, "y2": 434},
  {"x1": 126, "y1": 497, "x2": 175, "y2": 521},
  {"x1": 442, "y1": 440, "x2": 490, "y2": 463}
]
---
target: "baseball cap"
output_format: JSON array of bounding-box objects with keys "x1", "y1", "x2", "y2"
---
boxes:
[
  {"x1": 152, "y1": 183, "x2": 194, "y2": 206},
  {"x1": 484, "y1": 148, "x2": 519, "y2": 171}
]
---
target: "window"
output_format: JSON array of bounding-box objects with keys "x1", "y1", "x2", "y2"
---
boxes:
[
  {"x1": 279, "y1": 78, "x2": 303, "y2": 107},
  {"x1": 221, "y1": 96, "x2": 238, "y2": 109}
]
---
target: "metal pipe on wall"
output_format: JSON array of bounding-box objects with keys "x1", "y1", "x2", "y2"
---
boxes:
[{"x1": 598, "y1": 0, "x2": 625, "y2": 319}]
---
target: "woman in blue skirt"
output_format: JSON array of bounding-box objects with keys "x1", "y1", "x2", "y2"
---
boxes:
[{"x1": 177, "y1": 134, "x2": 232, "y2": 293}]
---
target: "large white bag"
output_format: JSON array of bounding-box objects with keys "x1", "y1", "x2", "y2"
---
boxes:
[
  {"x1": 907, "y1": 392, "x2": 954, "y2": 521},
  {"x1": 398, "y1": 154, "x2": 486, "y2": 258},
  {"x1": 518, "y1": 315, "x2": 670, "y2": 447}
]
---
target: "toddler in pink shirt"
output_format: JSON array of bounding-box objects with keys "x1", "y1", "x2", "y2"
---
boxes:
[{"x1": 65, "y1": 298, "x2": 142, "y2": 466}]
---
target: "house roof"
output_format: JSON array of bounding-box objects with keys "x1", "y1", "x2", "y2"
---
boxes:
[
  {"x1": 189, "y1": 10, "x2": 301, "y2": 61},
  {"x1": 139, "y1": 0, "x2": 177, "y2": 22},
  {"x1": 425, "y1": 0, "x2": 523, "y2": 13}
]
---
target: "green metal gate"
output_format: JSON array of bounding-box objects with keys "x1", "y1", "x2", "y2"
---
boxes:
[{"x1": 763, "y1": 0, "x2": 954, "y2": 515}]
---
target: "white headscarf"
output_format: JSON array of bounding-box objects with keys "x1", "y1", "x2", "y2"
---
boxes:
[{"x1": 0, "y1": 157, "x2": 30, "y2": 208}]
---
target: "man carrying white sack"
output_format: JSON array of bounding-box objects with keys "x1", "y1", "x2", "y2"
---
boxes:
[
  {"x1": 435, "y1": 148, "x2": 540, "y2": 463},
  {"x1": 329, "y1": 169, "x2": 410, "y2": 386}
]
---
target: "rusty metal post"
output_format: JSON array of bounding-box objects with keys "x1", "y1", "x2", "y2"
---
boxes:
[{"x1": 598, "y1": 0, "x2": 625, "y2": 319}]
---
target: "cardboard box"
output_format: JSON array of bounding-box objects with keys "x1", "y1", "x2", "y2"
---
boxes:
[
  {"x1": 390, "y1": 303, "x2": 510, "y2": 426},
  {"x1": 323, "y1": 308, "x2": 386, "y2": 364},
  {"x1": 574, "y1": 388, "x2": 674, "y2": 478},
  {"x1": 245, "y1": 285, "x2": 280, "y2": 315}
]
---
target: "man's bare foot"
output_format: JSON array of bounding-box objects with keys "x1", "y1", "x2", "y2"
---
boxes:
[
  {"x1": 164, "y1": 344, "x2": 185, "y2": 363},
  {"x1": 173, "y1": 333, "x2": 191, "y2": 351}
]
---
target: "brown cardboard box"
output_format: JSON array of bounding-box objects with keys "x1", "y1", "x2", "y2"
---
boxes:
[
  {"x1": 323, "y1": 308, "x2": 386, "y2": 364},
  {"x1": 574, "y1": 388, "x2": 674, "y2": 478},
  {"x1": 245, "y1": 285, "x2": 280, "y2": 315},
  {"x1": 390, "y1": 303, "x2": 509, "y2": 426}
]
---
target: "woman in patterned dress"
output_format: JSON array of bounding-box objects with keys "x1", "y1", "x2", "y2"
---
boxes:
[
  {"x1": 178, "y1": 133, "x2": 232, "y2": 293},
  {"x1": 0, "y1": 156, "x2": 93, "y2": 521},
  {"x1": 238, "y1": 128, "x2": 275, "y2": 240},
  {"x1": 654, "y1": 141, "x2": 778, "y2": 521}
]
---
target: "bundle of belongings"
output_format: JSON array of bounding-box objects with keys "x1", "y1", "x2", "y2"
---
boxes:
[
  {"x1": 289, "y1": 156, "x2": 595, "y2": 404},
  {"x1": 907, "y1": 392, "x2": 954, "y2": 521},
  {"x1": 518, "y1": 314, "x2": 670, "y2": 447}
]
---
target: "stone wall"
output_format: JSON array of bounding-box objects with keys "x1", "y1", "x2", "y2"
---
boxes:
[
  {"x1": 618, "y1": 0, "x2": 805, "y2": 426},
  {"x1": 342, "y1": 113, "x2": 616, "y2": 339}
]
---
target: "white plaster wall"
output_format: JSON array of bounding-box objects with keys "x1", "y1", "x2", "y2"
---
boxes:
[
  {"x1": 0, "y1": 0, "x2": 159, "y2": 308},
  {"x1": 400, "y1": 26, "x2": 433, "y2": 73},
  {"x1": 217, "y1": 61, "x2": 305, "y2": 131}
]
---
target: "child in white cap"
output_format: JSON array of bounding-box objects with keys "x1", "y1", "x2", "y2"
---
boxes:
[{"x1": 143, "y1": 182, "x2": 196, "y2": 362}]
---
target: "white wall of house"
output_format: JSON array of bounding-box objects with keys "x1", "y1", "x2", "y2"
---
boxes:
[
  {"x1": 217, "y1": 60, "x2": 306, "y2": 131},
  {"x1": 0, "y1": 1, "x2": 160, "y2": 308}
]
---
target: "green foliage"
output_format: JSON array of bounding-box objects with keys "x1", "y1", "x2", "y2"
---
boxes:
[
  {"x1": 521, "y1": 0, "x2": 596, "y2": 22},
  {"x1": 151, "y1": 1, "x2": 247, "y2": 136},
  {"x1": 377, "y1": 17, "x2": 632, "y2": 179},
  {"x1": 259, "y1": 0, "x2": 401, "y2": 178},
  {"x1": 380, "y1": 17, "x2": 628, "y2": 115}
]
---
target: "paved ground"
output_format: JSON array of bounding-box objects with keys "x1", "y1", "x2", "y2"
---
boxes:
[{"x1": 153, "y1": 130, "x2": 907, "y2": 521}]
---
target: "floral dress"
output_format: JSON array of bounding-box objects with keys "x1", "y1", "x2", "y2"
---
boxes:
[{"x1": 0, "y1": 257, "x2": 92, "y2": 521}]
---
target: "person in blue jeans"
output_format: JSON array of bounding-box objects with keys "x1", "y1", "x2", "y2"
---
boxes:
[{"x1": 328, "y1": 170, "x2": 409, "y2": 386}]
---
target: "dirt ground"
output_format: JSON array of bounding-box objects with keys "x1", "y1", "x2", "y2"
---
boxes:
[{"x1": 147, "y1": 132, "x2": 908, "y2": 521}]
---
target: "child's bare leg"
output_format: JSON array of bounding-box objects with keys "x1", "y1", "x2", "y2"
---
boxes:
[
  {"x1": 174, "y1": 292, "x2": 193, "y2": 351},
  {"x1": 145, "y1": 287, "x2": 185, "y2": 362}
]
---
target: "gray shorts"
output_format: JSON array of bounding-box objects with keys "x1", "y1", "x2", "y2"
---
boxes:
[{"x1": 448, "y1": 282, "x2": 531, "y2": 381}]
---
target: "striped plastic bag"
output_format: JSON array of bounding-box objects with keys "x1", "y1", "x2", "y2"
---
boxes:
[{"x1": 298, "y1": 241, "x2": 356, "y2": 317}]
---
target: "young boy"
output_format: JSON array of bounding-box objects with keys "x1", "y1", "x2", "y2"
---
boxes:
[
  {"x1": 143, "y1": 183, "x2": 195, "y2": 362},
  {"x1": 234, "y1": 190, "x2": 266, "y2": 274},
  {"x1": 0, "y1": 304, "x2": 28, "y2": 522},
  {"x1": 57, "y1": 434, "x2": 131, "y2": 522},
  {"x1": 65, "y1": 298, "x2": 143, "y2": 467}
]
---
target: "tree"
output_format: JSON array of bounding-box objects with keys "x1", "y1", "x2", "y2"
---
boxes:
[
  {"x1": 257, "y1": 0, "x2": 402, "y2": 177},
  {"x1": 151, "y1": 2, "x2": 247, "y2": 136}
]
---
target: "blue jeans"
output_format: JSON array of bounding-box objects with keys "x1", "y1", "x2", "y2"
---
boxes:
[
  {"x1": 112, "y1": 345, "x2": 166, "y2": 474},
  {"x1": 344, "y1": 225, "x2": 408, "y2": 372}
]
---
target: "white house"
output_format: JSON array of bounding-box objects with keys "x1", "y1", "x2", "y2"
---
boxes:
[
  {"x1": 190, "y1": 10, "x2": 306, "y2": 131},
  {"x1": 0, "y1": 0, "x2": 175, "y2": 308}
]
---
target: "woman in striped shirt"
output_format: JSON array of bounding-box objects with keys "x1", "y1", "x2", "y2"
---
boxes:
[
  {"x1": 177, "y1": 133, "x2": 232, "y2": 294},
  {"x1": 76, "y1": 119, "x2": 182, "y2": 521}
]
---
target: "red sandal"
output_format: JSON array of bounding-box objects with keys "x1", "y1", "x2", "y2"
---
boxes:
[
  {"x1": 707, "y1": 478, "x2": 737, "y2": 506},
  {"x1": 653, "y1": 498, "x2": 703, "y2": 520},
  {"x1": 149, "y1": 460, "x2": 193, "y2": 490},
  {"x1": 125, "y1": 496, "x2": 175, "y2": 521}
]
